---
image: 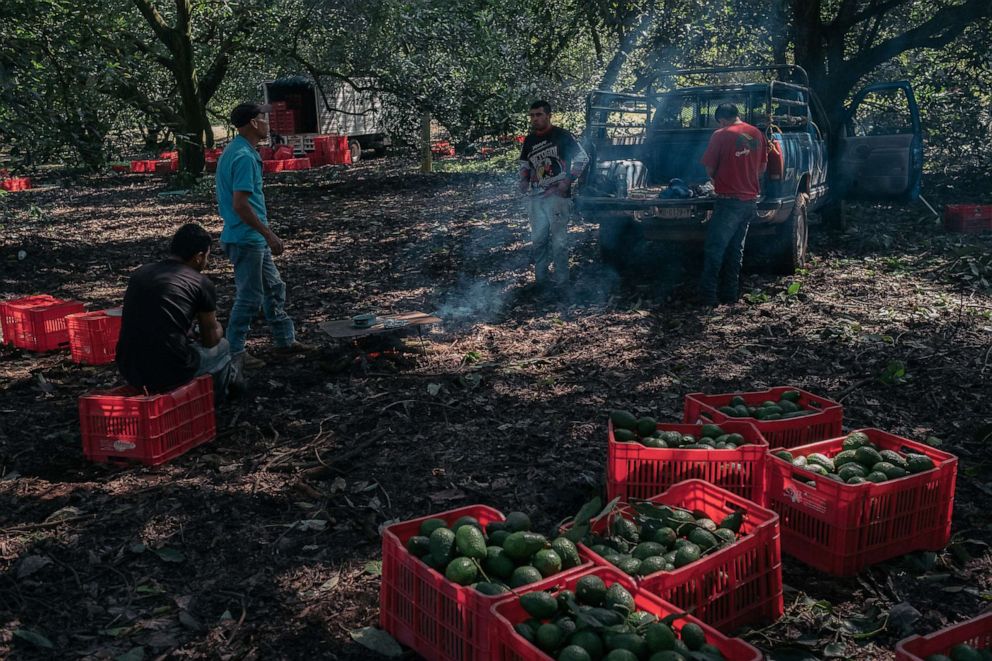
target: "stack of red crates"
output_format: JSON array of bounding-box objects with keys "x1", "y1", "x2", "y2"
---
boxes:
[
  {"x1": 944, "y1": 204, "x2": 992, "y2": 233},
  {"x1": 66, "y1": 309, "x2": 122, "y2": 365},
  {"x1": 268, "y1": 101, "x2": 297, "y2": 134},
  {"x1": 1, "y1": 295, "x2": 85, "y2": 352},
  {"x1": 79, "y1": 374, "x2": 216, "y2": 465},
  {"x1": 311, "y1": 135, "x2": 351, "y2": 165}
]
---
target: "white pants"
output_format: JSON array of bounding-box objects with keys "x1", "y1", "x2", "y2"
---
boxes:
[{"x1": 528, "y1": 195, "x2": 570, "y2": 285}]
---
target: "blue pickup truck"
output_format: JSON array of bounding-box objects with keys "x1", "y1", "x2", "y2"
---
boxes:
[{"x1": 576, "y1": 65, "x2": 922, "y2": 273}]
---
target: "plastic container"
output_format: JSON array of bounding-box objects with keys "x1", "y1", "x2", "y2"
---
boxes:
[
  {"x1": 607, "y1": 419, "x2": 768, "y2": 503},
  {"x1": 79, "y1": 375, "x2": 216, "y2": 465},
  {"x1": 895, "y1": 611, "x2": 992, "y2": 660},
  {"x1": 380, "y1": 505, "x2": 592, "y2": 661},
  {"x1": 262, "y1": 160, "x2": 284, "y2": 174},
  {"x1": 684, "y1": 386, "x2": 843, "y2": 449},
  {"x1": 1, "y1": 177, "x2": 31, "y2": 191},
  {"x1": 577, "y1": 479, "x2": 782, "y2": 632},
  {"x1": 131, "y1": 160, "x2": 148, "y2": 173},
  {"x1": 944, "y1": 204, "x2": 992, "y2": 233},
  {"x1": 0, "y1": 295, "x2": 85, "y2": 352},
  {"x1": 66, "y1": 309, "x2": 123, "y2": 365},
  {"x1": 765, "y1": 428, "x2": 958, "y2": 576},
  {"x1": 490, "y1": 566, "x2": 762, "y2": 661},
  {"x1": 282, "y1": 157, "x2": 311, "y2": 171}
]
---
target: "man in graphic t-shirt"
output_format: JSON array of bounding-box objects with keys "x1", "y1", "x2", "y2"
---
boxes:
[
  {"x1": 517, "y1": 100, "x2": 589, "y2": 292},
  {"x1": 698, "y1": 103, "x2": 767, "y2": 306}
]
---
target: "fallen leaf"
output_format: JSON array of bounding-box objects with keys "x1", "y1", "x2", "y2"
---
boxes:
[
  {"x1": 296, "y1": 519, "x2": 327, "y2": 532},
  {"x1": 429, "y1": 487, "x2": 465, "y2": 504},
  {"x1": 17, "y1": 555, "x2": 52, "y2": 579},
  {"x1": 153, "y1": 547, "x2": 185, "y2": 563},
  {"x1": 13, "y1": 629, "x2": 54, "y2": 649},
  {"x1": 350, "y1": 627, "x2": 402, "y2": 657},
  {"x1": 115, "y1": 648, "x2": 145, "y2": 661},
  {"x1": 364, "y1": 560, "x2": 383, "y2": 576}
]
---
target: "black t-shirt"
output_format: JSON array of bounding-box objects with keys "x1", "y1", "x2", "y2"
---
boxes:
[
  {"x1": 116, "y1": 259, "x2": 217, "y2": 391},
  {"x1": 518, "y1": 126, "x2": 588, "y2": 196}
]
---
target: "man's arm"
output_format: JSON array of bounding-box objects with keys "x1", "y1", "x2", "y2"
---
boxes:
[
  {"x1": 232, "y1": 191, "x2": 284, "y2": 256},
  {"x1": 196, "y1": 310, "x2": 223, "y2": 348}
]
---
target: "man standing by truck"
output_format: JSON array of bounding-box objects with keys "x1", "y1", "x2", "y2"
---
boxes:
[
  {"x1": 216, "y1": 102, "x2": 307, "y2": 373},
  {"x1": 699, "y1": 103, "x2": 767, "y2": 306},
  {"x1": 517, "y1": 100, "x2": 589, "y2": 294}
]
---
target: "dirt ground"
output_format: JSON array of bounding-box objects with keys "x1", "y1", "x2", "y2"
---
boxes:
[{"x1": 1, "y1": 159, "x2": 990, "y2": 660}]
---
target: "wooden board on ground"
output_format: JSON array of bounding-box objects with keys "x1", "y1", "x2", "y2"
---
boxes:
[{"x1": 318, "y1": 311, "x2": 441, "y2": 339}]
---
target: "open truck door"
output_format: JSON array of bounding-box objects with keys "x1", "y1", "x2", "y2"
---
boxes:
[{"x1": 837, "y1": 81, "x2": 922, "y2": 202}]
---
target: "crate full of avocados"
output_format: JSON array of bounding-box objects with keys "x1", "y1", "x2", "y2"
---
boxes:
[
  {"x1": 683, "y1": 386, "x2": 843, "y2": 449},
  {"x1": 380, "y1": 504, "x2": 592, "y2": 661},
  {"x1": 563, "y1": 479, "x2": 783, "y2": 632},
  {"x1": 765, "y1": 428, "x2": 958, "y2": 576},
  {"x1": 489, "y1": 566, "x2": 763, "y2": 661},
  {"x1": 607, "y1": 410, "x2": 768, "y2": 503},
  {"x1": 895, "y1": 610, "x2": 992, "y2": 661}
]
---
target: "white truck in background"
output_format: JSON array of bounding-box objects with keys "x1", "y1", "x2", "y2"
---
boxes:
[{"x1": 260, "y1": 76, "x2": 390, "y2": 162}]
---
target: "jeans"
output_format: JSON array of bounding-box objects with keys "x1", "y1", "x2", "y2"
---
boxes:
[
  {"x1": 193, "y1": 338, "x2": 235, "y2": 402},
  {"x1": 529, "y1": 194, "x2": 570, "y2": 285},
  {"x1": 699, "y1": 198, "x2": 757, "y2": 305},
  {"x1": 222, "y1": 242, "x2": 296, "y2": 354}
]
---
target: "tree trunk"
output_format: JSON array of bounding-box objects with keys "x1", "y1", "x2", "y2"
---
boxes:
[
  {"x1": 598, "y1": 6, "x2": 657, "y2": 92},
  {"x1": 420, "y1": 110, "x2": 433, "y2": 174}
]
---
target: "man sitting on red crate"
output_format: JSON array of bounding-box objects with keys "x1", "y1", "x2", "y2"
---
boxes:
[{"x1": 116, "y1": 223, "x2": 240, "y2": 401}]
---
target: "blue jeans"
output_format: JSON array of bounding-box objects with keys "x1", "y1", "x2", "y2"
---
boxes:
[
  {"x1": 222, "y1": 242, "x2": 296, "y2": 354},
  {"x1": 194, "y1": 338, "x2": 235, "y2": 402},
  {"x1": 699, "y1": 199, "x2": 756, "y2": 305}
]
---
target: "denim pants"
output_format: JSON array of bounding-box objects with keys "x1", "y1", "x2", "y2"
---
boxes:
[
  {"x1": 193, "y1": 338, "x2": 235, "y2": 402},
  {"x1": 222, "y1": 242, "x2": 296, "y2": 354},
  {"x1": 528, "y1": 194, "x2": 570, "y2": 285},
  {"x1": 699, "y1": 198, "x2": 757, "y2": 305}
]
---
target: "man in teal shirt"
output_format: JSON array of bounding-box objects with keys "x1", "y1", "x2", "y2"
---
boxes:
[{"x1": 216, "y1": 102, "x2": 304, "y2": 370}]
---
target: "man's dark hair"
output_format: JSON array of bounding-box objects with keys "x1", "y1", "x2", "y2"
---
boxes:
[
  {"x1": 714, "y1": 103, "x2": 740, "y2": 121},
  {"x1": 170, "y1": 223, "x2": 212, "y2": 260},
  {"x1": 530, "y1": 100, "x2": 552, "y2": 114},
  {"x1": 230, "y1": 102, "x2": 271, "y2": 128}
]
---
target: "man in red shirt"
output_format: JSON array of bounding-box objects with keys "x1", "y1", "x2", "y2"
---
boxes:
[{"x1": 698, "y1": 103, "x2": 767, "y2": 306}]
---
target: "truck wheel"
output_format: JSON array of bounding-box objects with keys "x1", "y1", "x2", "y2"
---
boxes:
[
  {"x1": 773, "y1": 192, "x2": 808, "y2": 274},
  {"x1": 349, "y1": 140, "x2": 362, "y2": 163},
  {"x1": 599, "y1": 218, "x2": 641, "y2": 270}
]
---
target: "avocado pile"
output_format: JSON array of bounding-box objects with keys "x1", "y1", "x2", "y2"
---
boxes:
[
  {"x1": 404, "y1": 511, "x2": 583, "y2": 594},
  {"x1": 513, "y1": 575, "x2": 727, "y2": 661},
  {"x1": 715, "y1": 390, "x2": 816, "y2": 421},
  {"x1": 775, "y1": 431, "x2": 936, "y2": 484},
  {"x1": 926, "y1": 643, "x2": 992, "y2": 661},
  {"x1": 611, "y1": 411, "x2": 750, "y2": 450},
  {"x1": 581, "y1": 504, "x2": 744, "y2": 577}
]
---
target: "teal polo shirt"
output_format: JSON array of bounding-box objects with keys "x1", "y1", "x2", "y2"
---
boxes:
[{"x1": 216, "y1": 135, "x2": 268, "y2": 246}]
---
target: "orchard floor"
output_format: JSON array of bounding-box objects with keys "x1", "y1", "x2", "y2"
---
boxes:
[{"x1": 1, "y1": 159, "x2": 990, "y2": 660}]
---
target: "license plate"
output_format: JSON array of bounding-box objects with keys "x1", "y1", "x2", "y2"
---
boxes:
[{"x1": 658, "y1": 207, "x2": 692, "y2": 219}]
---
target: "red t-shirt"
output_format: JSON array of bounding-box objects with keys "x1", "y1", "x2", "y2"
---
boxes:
[{"x1": 700, "y1": 121, "x2": 767, "y2": 201}]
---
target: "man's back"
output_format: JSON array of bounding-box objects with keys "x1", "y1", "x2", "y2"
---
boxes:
[
  {"x1": 701, "y1": 121, "x2": 767, "y2": 201},
  {"x1": 116, "y1": 259, "x2": 216, "y2": 391}
]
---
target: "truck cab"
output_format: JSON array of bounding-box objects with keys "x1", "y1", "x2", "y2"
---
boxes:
[{"x1": 576, "y1": 65, "x2": 922, "y2": 273}]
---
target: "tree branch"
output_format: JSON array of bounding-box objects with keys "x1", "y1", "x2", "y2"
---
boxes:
[
  {"x1": 831, "y1": 0, "x2": 910, "y2": 35},
  {"x1": 130, "y1": 0, "x2": 175, "y2": 48},
  {"x1": 199, "y1": 8, "x2": 255, "y2": 103}
]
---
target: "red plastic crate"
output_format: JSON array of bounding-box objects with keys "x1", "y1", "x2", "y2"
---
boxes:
[
  {"x1": 896, "y1": 611, "x2": 992, "y2": 660},
  {"x1": 262, "y1": 160, "x2": 284, "y2": 174},
  {"x1": 576, "y1": 479, "x2": 782, "y2": 632},
  {"x1": 111, "y1": 164, "x2": 129, "y2": 173},
  {"x1": 273, "y1": 145, "x2": 294, "y2": 160},
  {"x1": 944, "y1": 204, "x2": 992, "y2": 233},
  {"x1": 282, "y1": 157, "x2": 311, "y2": 171},
  {"x1": 765, "y1": 428, "x2": 958, "y2": 576},
  {"x1": 490, "y1": 566, "x2": 762, "y2": 661},
  {"x1": 1, "y1": 295, "x2": 85, "y2": 352},
  {"x1": 66, "y1": 309, "x2": 122, "y2": 365},
  {"x1": 380, "y1": 505, "x2": 592, "y2": 661},
  {"x1": 79, "y1": 375, "x2": 216, "y2": 465},
  {"x1": 607, "y1": 419, "x2": 767, "y2": 503},
  {"x1": 205, "y1": 160, "x2": 218, "y2": 173},
  {"x1": 684, "y1": 386, "x2": 843, "y2": 449},
  {"x1": 1, "y1": 177, "x2": 31, "y2": 191}
]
